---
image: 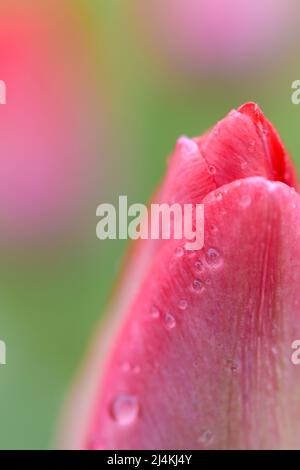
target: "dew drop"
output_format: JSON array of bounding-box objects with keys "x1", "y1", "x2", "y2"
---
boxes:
[
  {"x1": 178, "y1": 299, "x2": 188, "y2": 311},
  {"x1": 210, "y1": 224, "x2": 218, "y2": 233},
  {"x1": 175, "y1": 246, "x2": 184, "y2": 258},
  {"x1": 206, "y1": 248, "x2": 223, "y2": 268},
  {"x1": 110, "y1": 394, "x2": 139, "y2": 426},
  {"x1": 194, "y1": 260, "x2": 203, "y2": 272},
  {"x1": 208, "y1": 165, "x2": 216, "y2": 175},
  {"x1": 199, "y1": 429, "x2": 214, "y2": 446},
  {"x1": 241, "y1": 161, "x2": 248, "y2": 170},
  {"x1": 151, "y1": 306, "x2": 160, "y2": 319},
  {"x1": 164, "y1": 313, "x2": 176, "y2": 330},
  {"x1": 226, "y1": 359, "x2": 239, "y2": 372},
  {"x1": 240, "y1": 194, "x2": 251, "y2": 208},
  {"x1": 215, "y1": 192, "x2": 223, "y2": 201},
  {"x1": 192, "y1": 279, "x2": 204, "y2": 293}
]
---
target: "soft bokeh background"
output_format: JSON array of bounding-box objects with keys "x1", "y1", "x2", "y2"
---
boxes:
[{"x1": 0, "y1": 0, "x2": 300, "y2": 449}]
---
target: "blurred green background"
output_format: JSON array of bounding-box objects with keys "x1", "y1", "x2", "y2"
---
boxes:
[{"x1": 0, "y1": 0, "x2": 299, "y2": 449}]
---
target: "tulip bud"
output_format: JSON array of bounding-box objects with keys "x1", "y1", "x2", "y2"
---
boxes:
[{"x1": 60, "y1": 103, "x2": 300, "y2": 450}]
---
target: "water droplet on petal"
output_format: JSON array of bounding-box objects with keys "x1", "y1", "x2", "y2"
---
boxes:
[
  {"x1": 178, "y1": 299, "x2": 188, "y2": 311},
  {"x1": 194, "y1": 260, "x2": 203, "y2": 272},
  {"x1": 226, "y1": 359, "x2": 239, "y2": 372},
  {"x1": 164, "y1": 313, "x2": 176, "y2": 330},
  {"x1": 215, "y1": 192, "x2": 223, "y2": 201},
  {"x1": 240, "y1": 194, "x2": 251, "y2": 208},
  {"x1": 199, "y1": 429, "x2": 214, "y2": 446},
  {"x1": 111, "y1": 394, "x2": 140, "y2": 426},
  {"x1": 270, "y1": 346, "x2": 278, "y2": 358},
  {"x1": 208, "y1": 165, "x2": 216, "y2": 175},
  {"x1": 206, "y1": 248, "x2": 223, "y2": 268},
  {"x1": 175, "y1": 246, "x2": 184, "y2": 258},
  {"x1": 192, "y1": 279, "x2": 204, "y2": 293},
  {"x1": 151, "y1": 306, "x2": 160, "y2": 319}
]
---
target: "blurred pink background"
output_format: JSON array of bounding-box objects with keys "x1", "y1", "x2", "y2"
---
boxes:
[
  {"x1": 134, "y1": 0, "x2": 299, "y2": 76},
  {"x1": 0, "y1": 1, "x2": 107, "y2": 245}
]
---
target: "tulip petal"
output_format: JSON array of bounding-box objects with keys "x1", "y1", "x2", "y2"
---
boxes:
[
  {"x1": 163, "y1": 103, "x2": 298, "y2": 206},
  {"x1": 197, "y1": 103, "x2": 298, "y2": 189},
  {"x1": 238, "y1": 102, "x2": 298, "y2": 187},
  {"x1": 83, "y1": 177, "x2": 300, "y2": 450},
  {"x1": 59, "y1": 104, "x2": 299, "y2": 450}
]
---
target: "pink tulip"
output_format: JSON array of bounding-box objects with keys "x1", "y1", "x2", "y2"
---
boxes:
[
  {"x1": 134, "y1": 0, "x2": 299, "y2": 75},
  {"x1": 60, "y1": 103, "x2": 300, "y2": 449}
]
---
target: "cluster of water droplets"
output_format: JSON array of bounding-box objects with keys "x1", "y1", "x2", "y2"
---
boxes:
[
  {"x1": 214, "y1": 190, "x2": 228, "y2": 215},
  {"x1": 149, "y1": 243, "x2": 225, "y2": 336},
  {"x1": 108, "y1": 243, "x2": 227, "y2": 435}
]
